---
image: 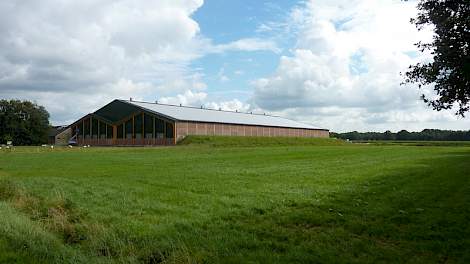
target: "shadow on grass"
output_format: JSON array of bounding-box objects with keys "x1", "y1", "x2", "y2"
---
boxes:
[{"x1": 162, "y1": 150, "x2": 470, "y2": 263}]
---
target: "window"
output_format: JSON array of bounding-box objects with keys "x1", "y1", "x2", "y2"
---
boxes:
[
  {"x1": 84, "y1": 118, "x2": 90, "y2": 138},
  {"x1": 92, "y1": 118, "x2": 98, "y2": 138},
  {"x1": 134, "y1": 114, "x2": 143, "y2": 139},
  {"x1": 155, "y1": 118, "x2": 165, "y2": 138},
  {"x1": 166, "y1": 123, "x2": 174, "y2": 138},
  {"x1": 144, "y1": 113, "x2": 153, "y2": 138},
  {"x1": 107, "y1": 124, "x2": 113, "y2": 139},
  {"x1": 77, "y1": 122, "x2": 84, "y2": 139},
  {"x1": 99, "y1": 121, "x2": 106, "y2": 139},
  {"x1": 117, "y1": 124, "x2": 124, "y2": 139},
  {"x1": 125, "y1": 119, "x2": 133, "y2": 139}
]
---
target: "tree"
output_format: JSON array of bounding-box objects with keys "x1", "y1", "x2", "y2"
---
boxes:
[
  {"x1": 383, "y1": 130, "x2": 396, "y2": 140},
  {"x1": 0, "y1": 100, "x2": 50, "y2": 145},
  {"x1": 396, "y1": 130, "x2": 411, "y2": 140},
  {"x1": 403, "y1": 0, "x2": 470, "y2": 116},
  {"x1": 332, "y1": 129, "x2": 470, "y2": 141}
]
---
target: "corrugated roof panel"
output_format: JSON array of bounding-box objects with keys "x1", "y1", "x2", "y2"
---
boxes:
[{"x1": 122, "y1": 100, "x2": 325, "y2": 130}]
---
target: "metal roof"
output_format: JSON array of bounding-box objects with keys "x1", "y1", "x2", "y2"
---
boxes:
[{"x1": 121, "y1": 100, "x2": 325, "y2": 130}]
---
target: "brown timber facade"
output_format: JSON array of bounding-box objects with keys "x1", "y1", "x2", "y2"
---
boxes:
[
  {"x1": 67, "y1": 99, "x2": 329, "y2": 146},
  {"x1": 175, "y1": 121, "x2": 329, "y2": 141}
]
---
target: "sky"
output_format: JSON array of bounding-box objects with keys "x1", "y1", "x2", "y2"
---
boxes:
[{"x1": 0, "y1": 0, "x2": 468, "y2": 132}]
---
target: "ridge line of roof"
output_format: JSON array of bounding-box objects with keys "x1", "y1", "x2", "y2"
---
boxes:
[{"x1": 119, "y1": 99, "x2": 286, "y2": 118}]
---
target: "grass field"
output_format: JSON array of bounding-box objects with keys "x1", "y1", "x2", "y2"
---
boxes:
[
  {"x1": 352, "y1": 140, "x2": 470, "y2": 147},
  {"x1": 0, "y1": 136, "x2": 469, "y2": 263}
]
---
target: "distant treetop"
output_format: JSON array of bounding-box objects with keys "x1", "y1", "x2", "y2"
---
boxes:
[{"x1": 331, "y1": 129, "x2": 470, "y2": 141}]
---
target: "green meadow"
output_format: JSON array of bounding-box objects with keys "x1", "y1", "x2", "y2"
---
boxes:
[{"x1": 0, "y1": 136, "x2": 469, "y2": 263}]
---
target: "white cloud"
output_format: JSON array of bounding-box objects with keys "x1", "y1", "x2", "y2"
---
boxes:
[
  {"x1": 158, "y1": 90, "x2": 251, "y2": 113},
  {"x1": 252, "y1": 0, "x2": 469, "y2": 131},
  {"x1": 0, "y1": 0, "x2": 279, "y2": 125},
  {"x1": 212, "y1": 38, "x2": 281, "y2": 53},
  {"x1": 205, "y1": 99, "x2": 250, "y2": 112},
  {"x1": 159, "y1": 90, "x2": 207, "y2": 106},
  {"x1": 0, "y1": 0, "x2": 209, "y2": 124}
]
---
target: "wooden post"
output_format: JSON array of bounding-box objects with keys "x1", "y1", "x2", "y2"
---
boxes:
[
  {"x1": 163, "y1": 120, "x2": 167, "y2": 138},
  {"x1": 82, "y1": 119, "x2": 85, "y2": 144},
  {"x1": 152, "y1": 117, "x2": 157, "y2": 138},
  {"x1": 97, "y1": 119, "x2": 100, "y2": 141},
  {"x1": 112, "y1": 125, "x2": 117, "y2": 145},
  {"x1": 173, "y1": 122, "x2": 176, "y2": 145},
  {"x1": 90, "y1": 117, "x2": 92, "y2": 138},
  {"x1": 152, "y1": 116, "x2": 155, "y2": 144}
]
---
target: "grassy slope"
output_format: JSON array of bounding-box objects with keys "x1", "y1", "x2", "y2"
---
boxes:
[
  {"x1": 0, "y1": 140, "x2": 469, "y2": 263},
  {"x1": 178, "y1": 135, "x2": 346, "y2": 147}
]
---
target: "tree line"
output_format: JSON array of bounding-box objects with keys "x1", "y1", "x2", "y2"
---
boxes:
[
  {"x1": 331, "y1": 129, "x2": 470, "y2": 141},
  {"x1": 0, "y1": 99, "x2": 50, "y2": 145}
]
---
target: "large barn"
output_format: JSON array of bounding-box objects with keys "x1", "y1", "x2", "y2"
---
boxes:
[{"x1": 67, "y1": 99, "x2": 329, "y2": 146}]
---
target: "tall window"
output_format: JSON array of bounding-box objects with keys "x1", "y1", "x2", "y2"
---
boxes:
[
  {"x1": 134, "y1": 114, "x2": 143, "y2": 139},
  {"x1": 125, "y1": 119, "x2": 133, "y2": 139},
  {"x1": 117, "y1": 124, "x2": 124, "y2": 139},
  {"x1": 165, "y1": 123, "x2": 174, "y2": 139},
  {"x1": 92, "y1": 118, "x2": 98, "y2": 139},
  {"x1": 107, "y1": 124, "x2": 113, "y2": 139},
  {"x1": 155, "y1": 118, "x2": 165, "y2": 138},
  {"x1": 84, "y1": 118, "x2": 90, "y2": 139},
  {"x1": 99, "y1": 121, "x2": 106, "y2": 139},
  {"x1": 144, "y1": 113, "x2": 153, "y2": 139},
  {"x1": 77, "y1": 122, "x2": 84, "y2": 139}
]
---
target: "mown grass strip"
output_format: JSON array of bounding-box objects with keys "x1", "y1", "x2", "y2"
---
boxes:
[{"x1": 178, "y1": 135, "x2": 346, "y2": 147}]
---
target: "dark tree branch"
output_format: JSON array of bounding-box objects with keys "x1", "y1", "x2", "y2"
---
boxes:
[{"x1": 403, "y1": 0, "x2": 470, "y2": 116}]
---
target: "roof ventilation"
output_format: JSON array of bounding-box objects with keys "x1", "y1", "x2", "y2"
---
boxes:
[
  {"x1": 179, "y1": 103, "x2": 182, "y2": 107},
  {"x1": 200, "y1": 105, "x2": 203, "y2": 109},
  {"x1": 130, "y1": 97, "x2": 133, "y2": 101}
]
